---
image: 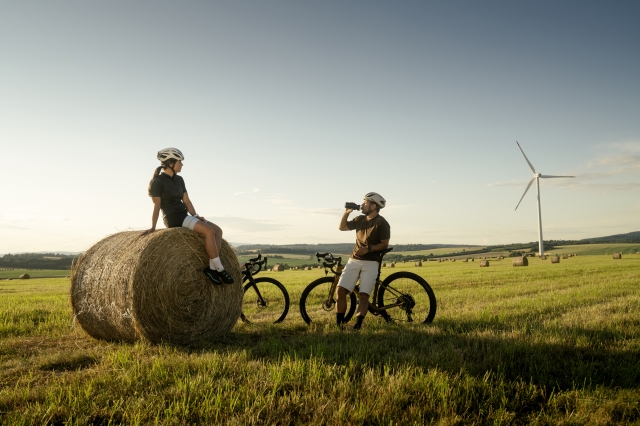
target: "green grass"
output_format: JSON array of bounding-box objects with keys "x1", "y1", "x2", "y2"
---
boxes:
[
  {"x1": 0, "y1": 269, "x2": 69, "y2": 279},
  {"x1": 551, "y1": 243, "x2": 640, "y2": 256},
  {"x1": 1, "y1": 256, "x2": 640, "y2": 424}
]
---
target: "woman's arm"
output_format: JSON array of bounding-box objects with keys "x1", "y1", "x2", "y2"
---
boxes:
[
  {"x1": 141, "y1": 197, "x2": 162, "y2": 235},
  {"x1": 182, "y1": 193, "x2": 204, "y2": 220}
]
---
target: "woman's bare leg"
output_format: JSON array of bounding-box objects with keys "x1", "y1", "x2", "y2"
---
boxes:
[
  {"x1": 207, "y1": 221, "x2": 223, "y2": 254},
  {"x1": 192, "y1": 220, "x2": 219, "y2": 259}
]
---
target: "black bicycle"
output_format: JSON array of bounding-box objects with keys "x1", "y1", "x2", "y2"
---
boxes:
[
  {"x1": 240, "y1": 254, "x2": 290, "y2": 324},
  {"x1": 299, "y1": 248, "x2": 436, "y2": 325}
]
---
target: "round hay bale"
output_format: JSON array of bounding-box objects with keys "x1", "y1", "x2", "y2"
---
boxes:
[
  {"x1": 382, "y1": 263, "x2": 387, "y2": 267},
  {"x1": 19, "y1": 273, "x2": 30, "y2": 279},
  {"x1": 480, "y1": 260, "x2": 489, "y2": 267},
  {"x1": 551, "y1": 256, "x2": 560, "y2": 264},
  {"x1": 70, "y1": 229, "x2": 243, "y2": 346},
  {"x1": 613, "y1": 252, "x2": 622, "y2": 259},
  {"x1": 462, "y1": 259, "x2": 468, "y2": 263},
  {"x1": 317, "y1": 265, "x2": 322, "y2": 269},
  {"x1": 562, "y1": 254, "x2": 568, "y2": 259},
  {"x1": 471, "y1": 258, "x2": 475, "y2": 262},
  {"x1": 415, "y1": 261, "x2": 422, "y2": 267},
  {"x1": 272, "y1": 264, "x2": 284, "y2": 271},
  {"x1": 539, "y1": 255, "x2": 546, "y2": 260},
  {"x1": 452, "y1": 259, "x2": 456, "y2": 262},
  {"x1": 304, "y1": 266, "x2": 312, "y2": 270},
  {"x1": 390, "y1": 262, "x2": 395, "y2": 268},
  {"x1": 512, "y1": 256, "x2": 528, "y2": 267}
]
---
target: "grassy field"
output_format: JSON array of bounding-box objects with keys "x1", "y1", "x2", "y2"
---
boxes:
[
  {"x1": 0, "y1": 269, "x2": 69, "y2": 279},
  {"x1": 551, "y1": 243, "x2": 640, "y2": 256},
  {"x1": 1, "y1": 256, "x2": 640, "y2": 424}
]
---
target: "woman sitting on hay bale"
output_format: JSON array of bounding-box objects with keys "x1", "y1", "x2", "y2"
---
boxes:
[{"x1": 141, "y1": 147, "x2": 234, "y2": 285}]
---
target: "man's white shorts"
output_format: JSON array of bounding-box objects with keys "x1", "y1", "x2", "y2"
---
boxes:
[{"x1": 337, "y1": 258, "x2": 379, "y2": 295}]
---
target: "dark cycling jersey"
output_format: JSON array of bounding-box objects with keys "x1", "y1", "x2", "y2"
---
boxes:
[{"x1": 149, "y1": 173, "x2": 189, "y2": 227}]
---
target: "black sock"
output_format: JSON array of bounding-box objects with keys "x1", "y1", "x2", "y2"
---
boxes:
[
  {"x1": 336, "y1": 313, "x2": 345, "y2": 326},
  {"x1": 354, "y1": 316, "x2": 364, "y2": 330}
]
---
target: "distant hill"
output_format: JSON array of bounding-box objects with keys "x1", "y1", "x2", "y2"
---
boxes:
[
  {"x1": 0, "y1": 253, "x2": 78, "y2": 270},
  {"x1": 236, "y1": 243, "x2": 477, "y2": 255},
  {"x1": 579, "y1": 231, "x2": 640, "y2": 244}
]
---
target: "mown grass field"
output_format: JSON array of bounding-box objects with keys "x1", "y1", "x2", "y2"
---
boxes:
[
  {"x1": 0, "y1": 269, "x2": 69, "y2": 280},
  {"x1": 1, "y1": 255, "x2": 639, "y2": 424}
]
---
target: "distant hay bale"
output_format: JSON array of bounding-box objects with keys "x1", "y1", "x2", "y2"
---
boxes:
[
  {"x1": 480, "y1": 260, "x2": 489, "y2": 267},
  {"x1": 512, "y1": 256, "x2": 528, "y2": 267},
  {"x1": 551, "y1": 256, "x2": 560, "y2": 263},
  {"x1": 452, "y1": 259, "x2": 456, "y2": 262},
  {"x1": 539, "y1": 255, "x2": 546, "y2": 260},
  {"x1": 462, "y1": 259, "x2": 468, "y2": 263},
  {"x1": 19, "y1": 274, "x2": 30, "y2": 279},
  {"x1": 390, "y1": 262, "x2": 395, "y2": 267},
  {"x1": 382, "y1": 263, "x2": 387, "y2": 267},
  {"x1": 272, "y1": 264, "x2": 285, "y2": 271},
  {"x1": 317, "y1": 265, "x2": 322, "y2": 269},
  {"x1": 613, "y1": 253, "x2": 622, "y2": 259},
  {"x1": 438, "y1": 259, "x2": 442, "y2": 263},
  {"x1": 70, "y1": 229, "x2": 243, "y2": 346},
  {"x1": 304, "y1": 266, "x2": 312, "y2": 270},
  {"x1": 415, "y1": 261, "x2": 422, "y2": 267},
  {"x1": 471, "y1": 258, "x2": 474, "y2": 262},
  {"x1": 562, "y1": 254, "x2": 568, "y2": 259}
]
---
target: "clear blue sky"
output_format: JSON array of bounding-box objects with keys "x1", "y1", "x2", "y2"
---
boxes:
[{"x1": 1, "y1": 1, "x2": 639, "y2": 253}]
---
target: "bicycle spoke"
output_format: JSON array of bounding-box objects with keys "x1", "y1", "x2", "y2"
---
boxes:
[
  {"x1": 242, "y1": 278, "x2": 289, "y2": 324},
  {"x1": 378, "y1": 273, "x2": 436, "y2": 324}
]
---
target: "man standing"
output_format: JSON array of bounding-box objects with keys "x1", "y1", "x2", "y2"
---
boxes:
[{"x1": 336, "y1": 192, "x2": 390, "y2": 330}]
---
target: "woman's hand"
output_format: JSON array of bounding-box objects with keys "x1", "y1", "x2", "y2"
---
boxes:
[{"x1": 141, "y1": 228, "x2": 155, "y2": 236}]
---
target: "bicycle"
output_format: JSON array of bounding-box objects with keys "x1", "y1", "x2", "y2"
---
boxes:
[
  {"x1": 240, "y1": 254, "x2": 290, "y2": 324},
  {"x1": 299, "y1": 248, "x2": 436, "y2": 325}
]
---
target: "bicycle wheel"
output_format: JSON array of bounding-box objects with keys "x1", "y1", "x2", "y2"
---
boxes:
[
  {"x1": 299, "y1": 276, "x2": 356, "y2": 325},
  {"x1": 241, "y1": 277, "x2": 290, "y2": 324},
  {"x1": 376, "y1": 272, "x2": 436, "y2": 324}
]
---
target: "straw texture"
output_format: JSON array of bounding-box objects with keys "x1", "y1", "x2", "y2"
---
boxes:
[{"x1": 70, "y1": 228, "x2": 242, "y2": 346}]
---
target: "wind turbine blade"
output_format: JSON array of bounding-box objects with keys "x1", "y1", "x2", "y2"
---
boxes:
[
  {"x1": 515, "y1": 177, "x2": 536, "y2": 211},
  {"x1": 516, "y1": 141, "x2": 536, "y2": 174},
  {"x1": 539, "y1": 175, "x2": 575, "y2": 178}
]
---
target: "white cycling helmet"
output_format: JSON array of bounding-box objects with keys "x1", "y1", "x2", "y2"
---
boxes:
[
  {"x1": 364, "y1": 192, "x2": 386, "y2": 209},
  {"x1": 157, "y1": 147, "x2": 185, "y2": 162}
]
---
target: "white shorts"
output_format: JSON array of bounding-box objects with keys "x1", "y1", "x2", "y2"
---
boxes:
[
  {"x1": 337, "y1": 258, "x2": 379, "y2": 295},
  {"x1": 182, "y1": 215, "x2": 201, "y2": 231}
]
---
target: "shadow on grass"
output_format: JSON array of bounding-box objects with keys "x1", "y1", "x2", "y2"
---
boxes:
[{"x1": 191, "y1": 318, "x2": 640, "y2": 391}]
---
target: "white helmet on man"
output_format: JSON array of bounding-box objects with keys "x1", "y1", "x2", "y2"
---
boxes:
[
  {"x1": 157, "y1": 147, "x2": 184, "y2": 162},
  {"x1": 364, "y1": 192, "x2": 386, "y2": 209}
]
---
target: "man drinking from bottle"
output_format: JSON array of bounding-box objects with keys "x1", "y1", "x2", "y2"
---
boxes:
[{"x1": 336, "y1": 192, "x2": 390, "y2": 330}]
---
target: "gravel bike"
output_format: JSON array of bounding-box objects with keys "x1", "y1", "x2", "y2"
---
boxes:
[
  {"x1": 299, "y1": 248, "x2": 436, "y2": 325},
  {"x1": 240, "y1": 254, "x2": 290, "y2": 324}
]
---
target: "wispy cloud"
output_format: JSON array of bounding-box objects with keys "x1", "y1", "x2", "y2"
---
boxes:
[
  {"x1": 233, "y1": 188, "x2": 261, "y2": 196},
  {"x1": 206, "y1": 216, "x2": 288, "y2": 233},
  {"x1": 488, "y1": 140, "x2": 640, "y2": 191}
]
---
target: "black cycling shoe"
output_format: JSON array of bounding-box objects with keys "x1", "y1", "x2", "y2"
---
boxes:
[
  {"x1": 218, "y1": 268, "x2": 235, "y2": 285},
  {"x1": 203, "y1": 267, "x2": 223, "y2": 285}
]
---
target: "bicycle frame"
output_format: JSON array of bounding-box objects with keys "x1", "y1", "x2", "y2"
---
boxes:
[{"x1": 319, "y1": 251, "x2": 403, "y2": 313}]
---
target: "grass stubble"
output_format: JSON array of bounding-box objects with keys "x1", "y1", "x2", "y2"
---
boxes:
[{"x1": 1, "y1": 256, "x2": 639, "y2": 425}]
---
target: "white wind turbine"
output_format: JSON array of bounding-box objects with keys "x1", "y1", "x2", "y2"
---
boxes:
[{"x1": 514, "y1": 141, "x2": 575, "y2": 257}]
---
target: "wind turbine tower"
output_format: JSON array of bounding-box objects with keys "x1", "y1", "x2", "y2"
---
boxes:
[{"x1": 514, "y1": 141, "x2": 575, "y2": 257}]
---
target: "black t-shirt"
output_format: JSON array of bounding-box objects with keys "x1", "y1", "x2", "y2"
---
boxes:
[{"x1": 149, "y1": 173, "x2": 189, "y2": 227}]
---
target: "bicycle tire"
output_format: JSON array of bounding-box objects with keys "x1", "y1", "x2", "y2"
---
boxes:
[
  {"x1": 376, "y1": 271, "x2": 436, "y2": 324},
  {"x1": 241, "y1": 277, "x2": 290, "y2": 324},
  {"x1": 299, "y1": 276, "x2": 356, "y2": 325}
]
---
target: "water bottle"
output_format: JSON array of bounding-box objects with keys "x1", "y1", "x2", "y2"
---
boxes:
[{"x1": 345, "y1": 202, "x2": 361, "y2": 210}]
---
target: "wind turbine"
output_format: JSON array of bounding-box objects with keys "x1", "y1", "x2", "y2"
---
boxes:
[{"x1": 514, "y1": 141, "x2": 575, "y2": 257}]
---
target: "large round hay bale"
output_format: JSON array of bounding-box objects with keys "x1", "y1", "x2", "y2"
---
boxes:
[
  {"x1": 415, "y1": 261, "x2": 422, "y2": 267},
  {"x1": 70, "y1": 229, "x2": 243, "y2": 346},
  {"x1": 19, "y1": 273, "x2": 30, "y2": 279},
  {"x1": 480, "y1": 260, "x2": 489, "y2": 267},
  {"x1": 512, "y1": 256, "x2": 528, "y2": 267},
  {"x1": 613, "y1": 252, "x2": 622, "y2": 259},
  {"x1": 551, "y1": 256, "x2": 560, "y2": 263},
  {"x1": 272, "y1": 264, "x2": 284, "y2": 271}
]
